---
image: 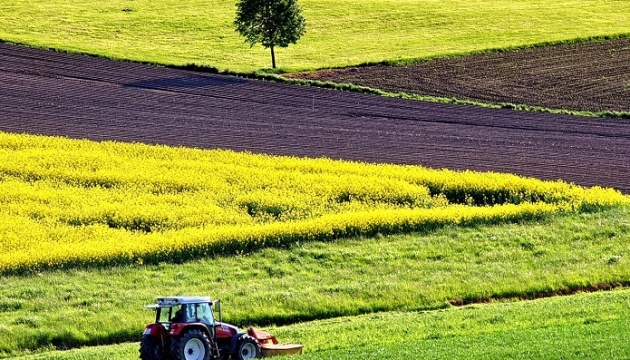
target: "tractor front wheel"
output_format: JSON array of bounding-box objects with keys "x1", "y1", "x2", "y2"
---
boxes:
[
  {"x1": 171, "y1": 329, "x2": 211, "y2": 360},
  {"x1": 139, "y1": 334, "x2": 164, "y2": 360},
  {"x1": 233, "y1": 335, "x2": 260, "y2": 360}
]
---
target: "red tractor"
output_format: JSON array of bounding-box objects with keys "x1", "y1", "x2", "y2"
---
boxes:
[{"x1": 140, "y1": 297, "x2": 302, "y2": 360}]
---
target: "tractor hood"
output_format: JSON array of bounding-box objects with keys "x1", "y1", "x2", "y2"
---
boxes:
[{"x1": 215, "y1": 322, "x2": 239, "y2": 338}]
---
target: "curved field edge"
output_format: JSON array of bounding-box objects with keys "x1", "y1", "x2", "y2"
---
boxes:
[
  {"x1": 272, "y1": 74, "x2": 630, "y2": 120},
  {"x1": 307, "y1": 33, "x2": 630, "y2": 70},
  {"x1": 1, "y1": 132, "x2": 627, "y2": 274},
  {"x1": 11, "y1": 289, "x2": 630, "y2": 359},
  {"x1": 0, "y1": 0, "x2": 629, "y2": 72},
  {"x1": 180, "y1": 35, "x2": 630, "y2": 120},
  {"x1": 283, "y1": 35, "x2": 630, "y2": 118},
  {"x1": 2, "y1": 34, "x2": 629, "y2": 119},
  {"x1": 1, "y1": 206, "x2": 629, "y2": 355},
  {"x1": 152, "y1": 34, "x2": 630, "y2": 120}
]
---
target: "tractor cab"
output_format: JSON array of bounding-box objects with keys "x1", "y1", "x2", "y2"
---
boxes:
[
  {"x1": 141, "y1": 296, "x2": 258, "y2": 360},
  {"x1": 141, "y1": 296, "x2": 302, "y2": 360},
  {"x1": 148, "y1": 297, "x2": 218, "y2": 335}
]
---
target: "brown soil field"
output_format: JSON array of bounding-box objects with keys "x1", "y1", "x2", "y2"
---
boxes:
[
  {"x1": 1, "y1": 43, "x2": 629, "y2": 193},
  {"x1": 289, "y1": 38, "x2": 630, "y2": 113}
]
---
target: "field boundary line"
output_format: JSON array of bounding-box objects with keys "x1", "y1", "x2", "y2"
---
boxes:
[
  {"x1": 448, "y1": 281, "x2": 630, "y2": 306},
  {"x1": 1, "y1": 34, "x2": 629, "y2": 119}
]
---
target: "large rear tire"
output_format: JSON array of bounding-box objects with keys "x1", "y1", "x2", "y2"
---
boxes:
[
  {"x1": 233, "y1": 335, "x2": 260, "y2": 360},
  {"x1": 140, "y1": 334, "x2": 165, "y2": 360},
  {"x1": 171, "y1": 329, "x2": 211, "y2": 360}
]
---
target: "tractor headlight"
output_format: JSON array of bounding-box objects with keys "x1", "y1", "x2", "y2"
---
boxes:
[{"x1": 143, "y1": 328, "x2": 152, "y2": 335}]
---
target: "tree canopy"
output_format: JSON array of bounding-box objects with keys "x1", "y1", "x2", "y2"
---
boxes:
[{"x1": 234, "y1": 0, "x2": 306, "y2": 68}]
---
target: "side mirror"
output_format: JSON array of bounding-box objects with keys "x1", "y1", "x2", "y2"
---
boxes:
[{"x1": 215, "y1": 300, "x2": 222, "y2": 323}]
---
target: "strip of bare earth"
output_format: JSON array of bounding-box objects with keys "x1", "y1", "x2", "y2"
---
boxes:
[
  {"x1": 287, "y1": 37, "x2": 630, "y2": 115},
  {"x1": 0, "y1": 43, "x2": 629, "y2": 193}
]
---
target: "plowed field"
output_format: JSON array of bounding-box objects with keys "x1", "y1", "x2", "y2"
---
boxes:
[
  {"x1": 1, "y1": 43, "x2": 629, "y2": 193},
  {"x1": 290, "y1": 38, "x2": 630, "y2": 113}
]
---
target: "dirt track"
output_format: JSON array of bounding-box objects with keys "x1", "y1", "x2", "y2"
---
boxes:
[
  {"x1": 290, "y1": 38, "x2": 630, "y2": 113},
  {"x1": 1, "y1": 43, "x2": 629, "y2": 193}
]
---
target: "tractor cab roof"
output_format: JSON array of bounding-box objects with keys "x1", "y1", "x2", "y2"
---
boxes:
[{"x1": 145, "y1": 296, "x2": 213, "y2": 309}]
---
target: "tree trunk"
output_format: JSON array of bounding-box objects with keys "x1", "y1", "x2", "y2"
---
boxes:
[{"x1": 270, "y1": 46, "x2": 276, "y2": 69}]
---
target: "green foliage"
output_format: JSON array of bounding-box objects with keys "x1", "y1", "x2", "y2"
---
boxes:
[
  {"x1": 234, "y1": 0, "x2": 306, "y2": 48},
  {"x1": 235, "y1": 0, "x2": 306, "y2": 68},
  {"x1": 1, "y1": 206, "x2": 629, "y2": 356}
]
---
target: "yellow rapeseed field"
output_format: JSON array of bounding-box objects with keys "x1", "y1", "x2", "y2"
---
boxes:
[{"x1": 0, "y1": 132, "x2": 626, "y2": 274}]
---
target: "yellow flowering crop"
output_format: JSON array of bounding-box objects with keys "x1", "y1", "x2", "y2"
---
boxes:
[{"x1": 0, "y1": 132, "x2": 626, "y2": 274}]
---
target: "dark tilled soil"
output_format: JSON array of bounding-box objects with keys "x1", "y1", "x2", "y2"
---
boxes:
[
  {"x1": 1, "y1": 43, "x2": 629, "y2": 193},
  {"x1": 289, "y1": 38, "x2": 630, "y2": 113}
]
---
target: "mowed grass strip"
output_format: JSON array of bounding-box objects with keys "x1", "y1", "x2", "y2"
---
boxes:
[
  {"x1": 1, "y1": 206, "x2": 628, "y2": 356},
  {"x1": 0, "y1": 0, "x2": 629, "y2": 71},
  {"x1": 11, "y1": 289, "x2": 630, "y2": 359}
]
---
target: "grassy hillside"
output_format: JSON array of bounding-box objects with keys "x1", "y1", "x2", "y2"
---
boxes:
[
  {"x1": 13, "y1": 289, "x2": 630, "y2": 359},
  {"x1": 1, "y1": 2, "x2": 629, "y2": 359},
  {"x1": 0, "y1": 133, "x2": 628, "y2": 356},
  {"x1": 0, "y1": 0, "x2": 628, "y2": 71},
  {"x1": 1, "y1": 205, "x2": 628, "y2": 356}
]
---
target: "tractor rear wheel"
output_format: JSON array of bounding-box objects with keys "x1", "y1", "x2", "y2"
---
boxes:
[
  {"x1": 233, "y1": 335, "x2": 260, "y2": 360},
  {"x1": 171, "y1": 329, "x2": 211, "y2": 360},
  {"x1": 139, "y1": 334, "x2": 164, "y2": 360}
]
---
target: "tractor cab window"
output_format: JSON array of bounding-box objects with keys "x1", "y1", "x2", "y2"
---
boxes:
[
  {"x1": 157, "y1": 303, "x2": 214, "y2": 324},
  {"x1": 157, "y1": 307, "x2": 171, "y2": 323},
  {"x1": 196, "y1": 303, "x2": 215, "y2": 325},
  {"x1": 158, "y1": 305, "x2": 186, "y2": 323},
  {"x1": 172, "y1": 305, "x2": 186, "y2": 322}
]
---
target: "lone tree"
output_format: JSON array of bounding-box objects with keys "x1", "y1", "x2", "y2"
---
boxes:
[{"x1": 234, "y1": 0, "x2": 306, "y2": 69}]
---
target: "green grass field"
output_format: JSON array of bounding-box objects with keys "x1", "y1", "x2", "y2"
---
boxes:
[
  {"x1": 0, "y1": 0, "x2": 629, "y2": 71},
  {"x1": 13, "y1": 289, "x2": 630, "y2": 359},
  {"x1": 1, "y1": 206, "x2": 628, "y2": 357},
  {"x1": 1, "y1": 1, "x2": 630, "y2": 358}
]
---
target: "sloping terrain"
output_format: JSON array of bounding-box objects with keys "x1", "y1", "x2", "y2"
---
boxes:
[
  {"x1": 1, "y1": 0, "x2": 629, "y2": 72},
  {"x1": 1, "y1": 43, "x2": 629, "y2": 360},
  {"x1": 290, "y1": 38, "x2": 630, "y2": 113},
  {"x1": 1, "y1": 43, "x2": 629, "y2": 192}
]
